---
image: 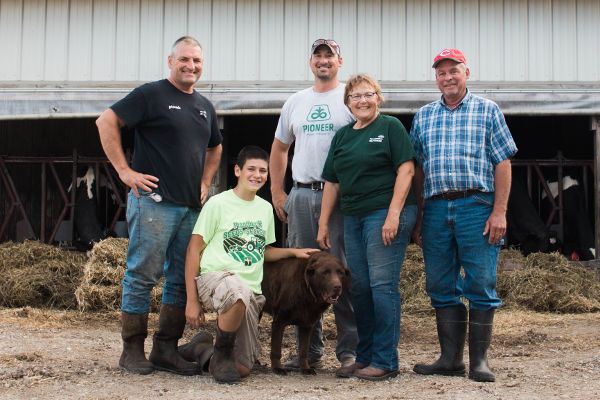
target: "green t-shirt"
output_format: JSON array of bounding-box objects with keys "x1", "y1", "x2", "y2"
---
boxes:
[
  {"x1": 192, "y1": 189, "x2": 276, "y2": 294},
  {"x1": 322, "y1": 114, "x2": 417, "y2": 216}
]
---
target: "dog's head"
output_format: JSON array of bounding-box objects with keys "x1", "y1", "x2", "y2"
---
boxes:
[{"x1": 304, "y1": 251, "x2": 351, "y2": 305}]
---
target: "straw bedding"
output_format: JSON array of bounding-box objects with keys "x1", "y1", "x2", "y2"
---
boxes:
[
  {"x1": 1, "y1": 240, "x2": 598, "y2": 313},
  {"x1": 74, "y1": 238, "x2": 163, "y2": 312},
  {"x1": 0, "y1": 240, "x2": 86, "y2": 309}
]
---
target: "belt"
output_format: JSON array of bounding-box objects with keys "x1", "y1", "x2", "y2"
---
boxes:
[
  {"x1": 430, "y1": 189, "x2": 480, "y2": 201},
  {"x1": 294, "y1": 181, "x2": 325, "y2": 191}
]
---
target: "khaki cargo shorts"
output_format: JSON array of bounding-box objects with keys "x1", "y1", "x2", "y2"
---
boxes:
[{"x1": 195, "y1": 270, "x2": 265, "y2": 369}]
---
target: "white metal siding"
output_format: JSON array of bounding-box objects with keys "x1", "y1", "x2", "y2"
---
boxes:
[
  {"x1": 115, "y1": 0, "x2": 141, "y2": 81},
  {"x1": 21, "y1": 0, "x2": 46, "y2": 81},
  {"x1": 283, "y1": 0, "x2": 307, "y2": 80},
  {"x1": 0, "y1": 0, "x2": 22, "y2": 81},
  {"x1": 577, "y1": 0, "x2": 600, "y2": 81},
  {"x1": 381, "y1": 0, "x2": 405, "y2": 81},
  {"x1": 45, "y1": 0, "x2": 70, "y2": 81},
  {"x1": 405, "y1": 0, "x2": 430, "y2": 81},
  {"x1": 455, "y1": 0, "x2": 479, "y2": 80},
  {"x1": 504, "y1": 0, "x2": 528, "y2": 81},
  {"x1": 260, "y1": 0, "x2": 284, "y2": 80},
  {"x1": 1, "y1": 0, "x2": 599, "y2": 83},
  {"x1": 92, "y1": 0, "x2": 117, "y2": 81},
  {"x1": 67, "y1": 0, "x2": 93, "y2": 81}
]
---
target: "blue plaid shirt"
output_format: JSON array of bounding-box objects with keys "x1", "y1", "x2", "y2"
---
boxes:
[{"x1": 410, "y1": 90, "x2": 517, "y2": 199}]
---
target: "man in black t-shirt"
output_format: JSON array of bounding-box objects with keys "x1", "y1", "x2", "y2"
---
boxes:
[{"x1": 96, "y1": 36, "x2": 222, "y2": 376}]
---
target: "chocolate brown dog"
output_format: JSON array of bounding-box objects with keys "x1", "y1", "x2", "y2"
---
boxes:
[{"x1": 261, "y1": 251, "x2": 351, "y2": 375}]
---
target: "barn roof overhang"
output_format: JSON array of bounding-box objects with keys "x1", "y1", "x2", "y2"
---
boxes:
[{"x1": 1, "y1": 81, "x2": 600, "y2": 120}]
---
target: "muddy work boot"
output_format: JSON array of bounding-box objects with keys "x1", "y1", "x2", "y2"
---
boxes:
[
  {"x1": 209, "y1": 325, "x2": 240, "y2": 384},
  {"x1": 119, "y1": 311, "x2": 154, "y2": 375},
  {"x1": 413, "y1": 304, "x2": 467, "y2": 377},
  {"x1": 468, "y1": 308, "x2": 496, "y2": 382},
  {"x1": 149, "y1": 304, "x2": 198, "y2": 376},
  {"x1": 178, "y1": 331, "x2": 214, "y2": 373}
]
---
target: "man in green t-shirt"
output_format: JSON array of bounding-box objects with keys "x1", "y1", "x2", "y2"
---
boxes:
[{"x1": 183, "y1": 146, "x2": 317, "y2": 384}]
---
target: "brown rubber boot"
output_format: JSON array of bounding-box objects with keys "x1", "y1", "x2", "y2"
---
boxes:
[
  {"x1": 149, "y1": 304, "x2": 198, "y2": 376},
  {"x1": 178, "y1": 331, "x2": 214, "y2": 373},
  {"x1": 119, "y1": 311, "x2": 154, "y2": 375},
  {"x1": 468, "y1": 308, "x2": 496, "y2": 382},
  {"x1": 413, "y1": 304, "x2": 467, "y2": 377},
  {"x1": 209, "y1": 324, "x2": 240, "y2": 384}
]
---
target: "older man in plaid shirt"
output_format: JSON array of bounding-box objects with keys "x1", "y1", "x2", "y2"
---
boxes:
[{"x1": 410, "y1": 49, "x2": 517, "y2": 383}]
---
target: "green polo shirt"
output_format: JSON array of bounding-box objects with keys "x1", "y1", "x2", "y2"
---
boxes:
[{"x1": 322, "y1": 114, "x2": 417, "y2": 216}]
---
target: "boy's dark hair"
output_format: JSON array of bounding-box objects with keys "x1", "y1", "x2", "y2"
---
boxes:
[{"x1": 236, "y1": 146, "x2": 269, "y2": 168}]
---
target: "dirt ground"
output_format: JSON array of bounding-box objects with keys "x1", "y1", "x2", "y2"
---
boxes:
[{"x1": 1, "y1": 307, "x2": 599, "y2": 400}]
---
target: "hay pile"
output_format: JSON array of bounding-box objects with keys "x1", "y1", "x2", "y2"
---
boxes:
[
  {"x1": 497, "y1": 247, "x2": 528, "y2": 267},
  {"x1": 75, "y1": 238, "x2": 162, "y2": 312},
  {"x1": 497, "y1": 251, "x2": 600, "y2": 313},
  {"x1": 1, "y1": 239, "x2": 599, "y2": 314},
  {"x1": 398, "y1": 244, "x2": 600, "y2": 314},
  {"x1": 0, "y1": 240, "x2": 86, "y2": 308},
  {"x1": 400, "y1": 244, "x2": 430, "y2": 313}
]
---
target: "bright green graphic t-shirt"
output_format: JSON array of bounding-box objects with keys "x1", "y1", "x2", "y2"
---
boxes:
[{"x1": 193, "y1": 189, "x2": 276, "y2": 294}]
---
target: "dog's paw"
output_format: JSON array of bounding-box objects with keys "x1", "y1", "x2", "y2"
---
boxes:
[
  {"x1": 301, "y1": 367, "x2": 317, "y2": 375},
  {"x1": 272, "y1": 367, "x2": 288, "y2": 376}
]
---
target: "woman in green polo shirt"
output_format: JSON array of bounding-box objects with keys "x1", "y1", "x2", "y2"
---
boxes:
[{"x1": 317, "y1": 73, "x2": 417, "y2": 381}]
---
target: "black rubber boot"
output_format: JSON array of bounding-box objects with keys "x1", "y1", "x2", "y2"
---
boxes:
[
  {"x1": 413, "y1": 304, "x2": 467, "y2": 376},
  {"x1": 209, "y1": 324, "x2": 240, "y2": 384},
  {"x1": 119, "y1": 311, "x2": 154, "y2": 375},
  {"x1": 468, "y1": 308, "x2": 495, "y2": 382},
  {"x1": 149, "y1": 304, "x2": 198, "y2": 376},
  {"x1": 178, "y1": 331, "x2": 214, "y2": 373}
]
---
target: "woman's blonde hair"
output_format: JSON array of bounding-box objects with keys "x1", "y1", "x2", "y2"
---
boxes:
[{"x1": 343, "y1": 73, "x2": 384, "y2": 107}]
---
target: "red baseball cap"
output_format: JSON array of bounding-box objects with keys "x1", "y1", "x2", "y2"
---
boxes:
[{"x1": 432, "y1": 48, "x2": 466, "y2": 68}]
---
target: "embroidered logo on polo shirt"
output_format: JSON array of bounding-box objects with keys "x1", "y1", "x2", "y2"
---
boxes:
[
  {"x1": 369, "y1": 135, "x2": 384, "y2": 143},
  {"x1": 168, "y1": 105, "x2": 181, "y2": 110},
  {"x1": 198, "y1": 110, "x2": 207, "y2": 119}
]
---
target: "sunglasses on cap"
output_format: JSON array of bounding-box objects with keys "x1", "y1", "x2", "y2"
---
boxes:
[{"x1": 311, "y1": 39, "x2": 341, "y2": 55}]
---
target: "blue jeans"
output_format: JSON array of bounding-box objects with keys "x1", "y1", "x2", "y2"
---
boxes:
[
  {"x1": 122, "y1": 191, "x2": 200, "y2": 314},
  {"x1": 422, "y1": 192, "x2": 501, "y2": 310},
  {"x1": 284, "y1": 186, "x2": 358, "y2": 361},
  {"x1": 344, "y1": 206, "x2": 417, "y2": 371}
]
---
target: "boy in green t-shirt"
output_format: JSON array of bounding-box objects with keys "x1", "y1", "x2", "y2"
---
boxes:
[{"x1": 183, "y1": 145, "x2": 316, "y2": 384}]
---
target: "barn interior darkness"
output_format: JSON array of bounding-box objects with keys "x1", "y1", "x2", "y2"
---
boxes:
[{"x1": 0, "y1": 115, "x2": 596, "y2": 257}]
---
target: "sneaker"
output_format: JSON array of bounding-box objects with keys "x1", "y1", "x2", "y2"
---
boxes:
[{"x1": 283, "y1": 356, "x2": 323, "y2": 371}]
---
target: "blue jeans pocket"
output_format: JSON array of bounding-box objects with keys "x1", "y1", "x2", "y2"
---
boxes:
[{"x1": 472, "y1": 192, "x2": 494, "y2": 207}]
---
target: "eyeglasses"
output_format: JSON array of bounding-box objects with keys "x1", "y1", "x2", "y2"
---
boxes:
[
  {"x1": 311, "y1": 39, "x2": 340, "y2": 55},
  {"x1": 348, "y1": 92, "x2": 377, "y2": 102}
]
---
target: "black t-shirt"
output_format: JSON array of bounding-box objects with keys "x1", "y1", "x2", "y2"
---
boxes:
[{"x1": 111, "y1": 79, "x2": 222, "y2": 209}]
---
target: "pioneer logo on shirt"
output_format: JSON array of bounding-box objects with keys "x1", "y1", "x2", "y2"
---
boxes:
[
  {"x1": 306, "y1": 104, "x2": 331, "y2": 122},
  {"x1": 303, "y1": 104, "x2": 335, "y2": 135},
  {"x1": 168, "y1": 105, "x2": 181, "y2": 110}
]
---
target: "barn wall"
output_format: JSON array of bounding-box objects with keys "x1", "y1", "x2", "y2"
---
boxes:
[{"x1": 1, "y1": 0, "x2": 599, "y2": 84}]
